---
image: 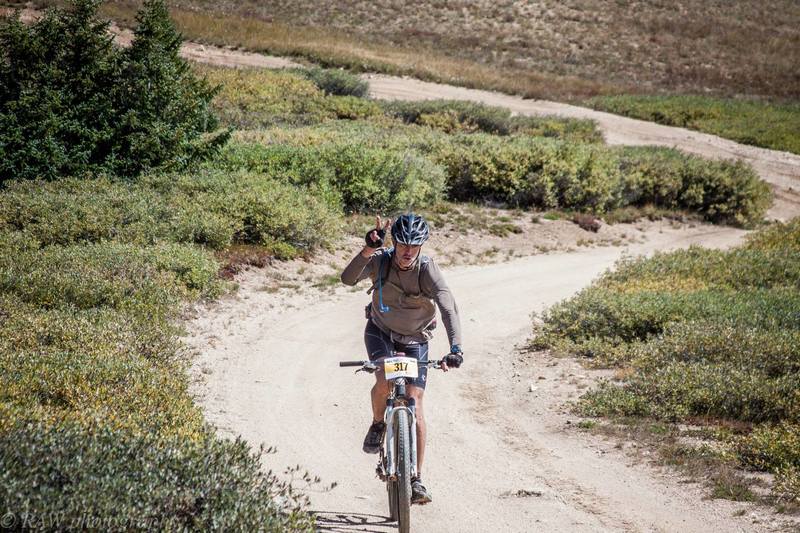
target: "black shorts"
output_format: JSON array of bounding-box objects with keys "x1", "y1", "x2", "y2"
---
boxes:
[{"x1": 364, "y1": 320, "x2": 429, "y2": 390}]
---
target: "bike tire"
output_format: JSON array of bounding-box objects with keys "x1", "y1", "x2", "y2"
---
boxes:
[
  {"x1": 387, "y1": 478, "x2": 399, "y2": 520},
  {"x1": 395, "y1": 409, "x2": 412, "y2": 533}
]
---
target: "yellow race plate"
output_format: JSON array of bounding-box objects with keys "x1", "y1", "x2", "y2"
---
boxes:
[{"x1": 383, "y1": 356, "x2": 418, "y2": 380}]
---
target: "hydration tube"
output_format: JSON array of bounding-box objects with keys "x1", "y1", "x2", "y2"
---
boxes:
[{"x1": 377, "y1": 248, "x2": 393, "y2": 313}]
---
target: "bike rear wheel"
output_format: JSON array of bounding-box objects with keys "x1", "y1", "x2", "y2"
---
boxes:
[{"x1": 395, "y1": 409, "x2": 412, "y2": 533}]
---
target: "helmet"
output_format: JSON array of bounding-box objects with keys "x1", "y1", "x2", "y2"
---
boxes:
[{"x1": 391, "y1": 213, "x2": 429, "y2": 245}]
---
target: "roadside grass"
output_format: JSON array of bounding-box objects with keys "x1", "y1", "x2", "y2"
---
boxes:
[
  {"x1": 0, "y1": 235, "x2": 317, "y2": 527},
  {"x1": 382, "y1": 100, "x2": 602, "y2": 143},
  {"x1": 533, "y1": 218, "x2": 800, "y2": 506},
  {"x1": 201, "y1": 65, "x2": 383, "y2": 129},
  {"x1": 586, "y1": 418, "x2": 762, "y2": 503},
  {"x1": 0, "y1": 160, "x2": 342, "y2": 529},
  {"x1": 586, "y1": 95, "x2": 800, "y2": 155},
  {"x1": 204, "y1": 66, "x2": 603, "y2": 144},
  {"x1": 92, "y1": 1, "x2": 611, "y2": 101}
]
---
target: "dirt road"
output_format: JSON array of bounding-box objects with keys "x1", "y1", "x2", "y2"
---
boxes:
[{"x1": 187, "y1": 223, "x2": 796, "y2": 532}]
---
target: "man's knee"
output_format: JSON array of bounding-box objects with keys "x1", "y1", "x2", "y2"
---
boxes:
[{"x1": 408, "y1": 386, "x2": 425, "y2": 409}]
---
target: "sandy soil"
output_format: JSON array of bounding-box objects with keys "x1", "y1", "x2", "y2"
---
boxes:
[{"x1": 185, "y1": 221, "x2": 798, "y2": 532}]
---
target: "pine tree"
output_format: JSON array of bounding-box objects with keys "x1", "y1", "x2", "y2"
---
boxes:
[{"x1": 0, "y1": 0, "x2": 228, "y2": 184}]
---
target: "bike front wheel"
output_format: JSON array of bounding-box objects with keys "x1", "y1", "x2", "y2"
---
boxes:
[
  {"x1": 395, "y1": 409, "x2": 412, "y2": 533},
  {"x1": 387, "y1": 478, "x2": 399, "y2": 520}
]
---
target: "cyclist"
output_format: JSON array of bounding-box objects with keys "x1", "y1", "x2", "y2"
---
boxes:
[{"x1": 340, "y1": 213, "x2": 464, "y2": 506}]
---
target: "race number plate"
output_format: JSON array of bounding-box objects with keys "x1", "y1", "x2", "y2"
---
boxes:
[{"x1": 383, "y1": 356, "x2": 418, "y2": 380}]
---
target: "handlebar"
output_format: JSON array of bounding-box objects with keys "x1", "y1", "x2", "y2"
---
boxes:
[{"x1": 339, "y1": 358, "x2": 445, "y2": 370}]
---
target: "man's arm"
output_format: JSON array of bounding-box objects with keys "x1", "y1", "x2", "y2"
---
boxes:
[
  {"x1": 341, "y1": 216, "x2": 392, "y2": 286},
  {"x1": 421, "y1": 259, "x2": 463, "y2": 348},
  {"x1": 340, "y1": 247, "x2": 378, "y2": 286}
]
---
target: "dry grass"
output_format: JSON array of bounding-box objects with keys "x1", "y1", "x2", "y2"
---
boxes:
[
  {"x1": 63, "y1": 0, "x2": 800, "y2": 100},
  {"x1": 87, "y1": 0, "x2": 610, "y2": 100}
]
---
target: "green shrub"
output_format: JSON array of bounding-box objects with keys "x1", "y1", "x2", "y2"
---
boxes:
[
  {"x1": 434, "y1": 135, "x2": 769, "y2": 225},
  {"x1": 0, "y1": 421, "x2": 315, "y2": 531},
  {"x1": 744, "y1": 218, "x2": 800, "y2": 253},
  {"x1": 204, "y1": 66, "x2": 380, "y2": 128},
  {"x1": 215, "y1": 141, "x2": 446, "y2": 214},
  {"x1": 0, "y1": 241, "x2": 222, "y2": 310},
  {"x1": 143, "y1": 169, "x2": 343, "y2": 251},
  {"x1": 737, "y1": 423, "x2": 800, "y2": 471},
  {"x1": 230, "y1": 121, "x2": 767, "y2": 225},
  {"x1": 0, "y1": 177, "x2": 171, "y2": 246},
  {"x1": 0, "y1": 295, "x2": 181, "y2": 366},
  {"x1": 622, "y1": 362, "x2": 798, "y2": 423},
  {"x1": 634, "y1": 322, "x2": 800, "y2": 378},
  {"x1": 536, "y1": 219, "x2": 800, "y2": 502},
  {"x1": 300, "y1": 66, "x2": 369, "y2": 97},
  {"x1": 383, "y1": 99, "x2": 602, "y2": 143},
  {"x1": 0, "y1": 0, "x2": 228, "y2": 183},
  {"x1": 576, "y1": 382, "x2": 652, "y2": 418},
  {"x1": 0, "y1": 171, "x2": 342, "y2": 252},
  {"x1": 586, "y1": 95, "x2": 800, "y2": 155}
]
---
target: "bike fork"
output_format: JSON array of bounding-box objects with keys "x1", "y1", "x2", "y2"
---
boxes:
[{"x1": 384, "y1": 406, "x2": 418, "y2": 479}]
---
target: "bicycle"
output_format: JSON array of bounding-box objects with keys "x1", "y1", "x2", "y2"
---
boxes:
[{"x1": 339, "y1": 354, "x2": 444, "y2": 533}]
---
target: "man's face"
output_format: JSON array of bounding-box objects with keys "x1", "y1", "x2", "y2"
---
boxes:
[{"x1": 395, "y1": 242, "x2": 421, "y2": 269}]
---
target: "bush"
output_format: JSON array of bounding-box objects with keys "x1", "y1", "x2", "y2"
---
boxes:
[
  {"x1": 300, "y1": 66, "x2": 369, "y2": 97},
  {"x1": 0, "y1": 171, "x2": 342, "y2": 252},
  {"x1": 0, "y1": 0, "x2": 228, "y2": 183},
  {"x1": 0, "y1": 186, "x2": 317, "y2": 526},
  {"x1": 744, "y1": 218, "x2": 800, "y2": 253},
  {"x1": 0, "y1": 177, "x2": 171, "y2": 246},
  {"x1": 204, "y1": 66, "x2": 380, "y2": 128},
  {"x1": 229, "y1": 121, "x2": 768, "y2": 225},
  {"x1": 215, "y1": 141, "x2": 446, "y2": 214},
  {"x1": 0, "y1": 241, "x2": 222, "y2": 310},
  {"x1": 535, "y1": 219, "x2": 800, "y2": 501},
  {"x1": 435, "y1": 136, "x2": 769, "y2": 225},
  {"x1": 586, "y1": 95, "x2": 800, "y2": 155},
  {"x1": 0, "y1": 422, "x2": 315, "y2": 531},
  {"x1": 737, "y1": 423, "x2": 800, "y2": 471},
  {"x1": 143, "y1": 169, "x2": 344, "y2": 252},
  {"x1": 383, "y1": 99, "x2": 602, "y2": 143}
]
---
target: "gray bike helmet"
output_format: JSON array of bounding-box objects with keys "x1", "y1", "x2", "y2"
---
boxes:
[{"x1": 391, "y1": 213, "x2": 430, "y2": 245}]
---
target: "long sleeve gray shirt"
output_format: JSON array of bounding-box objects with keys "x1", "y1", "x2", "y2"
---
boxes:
[{"x1": 341, "y1": 249, "x2": 463, "y2": 347}]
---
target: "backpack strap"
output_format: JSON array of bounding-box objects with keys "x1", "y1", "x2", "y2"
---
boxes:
[{"x1": 417, "y1": 255, "x2": 432, "y2": 298}]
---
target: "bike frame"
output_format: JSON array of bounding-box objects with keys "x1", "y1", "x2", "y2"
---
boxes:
[{"x1": 339, "y1": 356, "x2": 444, "y2": 495}]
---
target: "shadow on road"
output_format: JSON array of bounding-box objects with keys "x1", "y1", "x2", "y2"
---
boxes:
[{"x1": 313, "y1": 510, "x2": 396, "y2": 532}]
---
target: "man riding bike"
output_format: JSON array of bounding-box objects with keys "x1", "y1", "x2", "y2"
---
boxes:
[{"x1": 340, "y1": 213, "x2": 464, "y2": 506}]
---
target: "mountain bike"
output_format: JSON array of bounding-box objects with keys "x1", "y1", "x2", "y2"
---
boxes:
[{"x1": 339, "y1": 355, "x2": 443, "y2": 533}]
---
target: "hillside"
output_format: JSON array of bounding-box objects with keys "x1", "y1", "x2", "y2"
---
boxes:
[{"x1": 72, "y1": 0, "x2": 800, "y2": 100}]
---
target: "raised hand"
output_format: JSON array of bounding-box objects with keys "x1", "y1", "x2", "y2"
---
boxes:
[{"x1": 365, "y1": 215, "x2": 392, "y2": 249}]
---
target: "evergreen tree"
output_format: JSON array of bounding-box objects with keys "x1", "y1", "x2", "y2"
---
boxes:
[{"x1": 0, "y1": 0, "x2": 228, "y2": 184}]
